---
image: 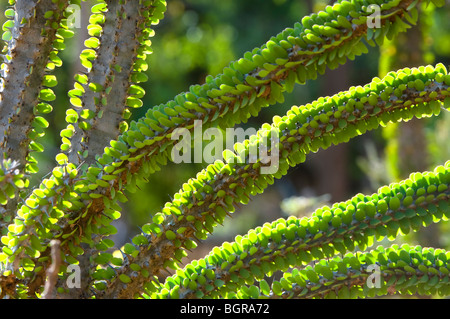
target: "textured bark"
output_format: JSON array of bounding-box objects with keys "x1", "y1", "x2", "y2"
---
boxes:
[
  {"x1": 69, "y1": 0, "x2": 151, "y2": 166},
  {"x1": 0, "y1": 0, "x2": 69, "y2": 220},
  {"x1": 0, "y1": 0, "x2": 69, "y2": 164}
]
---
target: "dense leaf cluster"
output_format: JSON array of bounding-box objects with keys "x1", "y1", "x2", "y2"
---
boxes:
[
  {"x1": 152, "y1": 159, "x2": 449, "y2": 299},
  {"x1": 0, "y1": 0, "x2": 448, "y2": 299}
]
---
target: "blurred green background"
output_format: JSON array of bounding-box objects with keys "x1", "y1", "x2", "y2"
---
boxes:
[{"x1": 1, "y1": 0, "x2": 449, "y2": 262}]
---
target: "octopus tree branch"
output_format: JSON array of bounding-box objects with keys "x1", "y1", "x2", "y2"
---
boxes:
[{"x1": 41, "y1": 240, "x2": 61, "y2": 299}]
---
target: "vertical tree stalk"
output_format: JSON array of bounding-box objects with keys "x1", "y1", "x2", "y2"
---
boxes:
[
  {"x1": 67, "y1": 0, "x2": 159, "y2": 166},
  {"x1": 0, "y1": 0, "x2": 71, "y2": 227}
]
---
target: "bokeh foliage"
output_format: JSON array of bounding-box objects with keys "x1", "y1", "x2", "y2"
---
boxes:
[{"x1": 0, "y1": 0, "x2": 448, "y2": 299}]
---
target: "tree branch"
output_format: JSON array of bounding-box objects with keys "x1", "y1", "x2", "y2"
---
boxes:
[
  {"x1": 0, "y1": 0, "x2": 69, "y2": 167},
  {"x1": 0, "y1": 0, "x2": 70, "y2": 221},
  {"x1": 68, "y1": 0, "x2": 159, "y2": 166},
  {"x1": 151, "y1": 168, "x2": 449, "y2": 298},
  {"x1": 103, "y1": 64, "x2": 450, "y2": 298},
  {"x1": 41, "y1": 239, "x2": 61, "y2": 299},
  {"x1": 0, "y1": 0, "x2": 445, "y2": 298},
  {"x1": 255, "y1": 245, "x2": 450, "y2": 299}
]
